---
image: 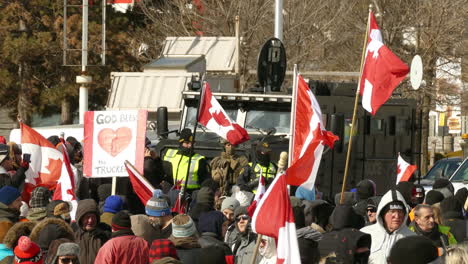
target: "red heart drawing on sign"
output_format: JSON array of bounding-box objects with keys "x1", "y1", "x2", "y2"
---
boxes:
[{"x1": 97, "y1": 127, "x2": 133, "y2": 157}]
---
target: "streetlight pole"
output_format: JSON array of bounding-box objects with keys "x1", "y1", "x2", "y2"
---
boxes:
[
  {"x1": 77, "y1": 0, "x2": 92, "y2": 124},
  {"x1": 274, "y1": 0, "x2": 283, "y2": 41}
]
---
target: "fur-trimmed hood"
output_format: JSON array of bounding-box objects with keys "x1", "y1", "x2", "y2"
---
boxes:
[
  {"x1": 29, "y1": 217, "x2": 75, "y2": 250},
  {"x1": 2, "y1": 221, "x2": 37, "y2": 249}
]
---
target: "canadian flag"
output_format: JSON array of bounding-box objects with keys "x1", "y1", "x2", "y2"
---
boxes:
[
  {"x1": 198, "y1": 82, "x2": 249, "y2": 145},
  {"x1": 52, "y1": 138, "x2": 78, "y2": 220},
  {"x1": 20, "y1": 123, "x2": 64, "y2": 201},
  {"x1": 360, "y1": 12, "x2": 410, "y2": 115},
  {"x1": 251, "y1": 173, "x2": 301, "y2": 264},
  {"x1": 287, "y1": 75, "x2": 339, "y2": 190},
  {"x1": 396, "y1": 153, "x2": 417, "y2": 183},
  {"x1": 124, "y1": 160, "x2": 155, "y2": 205}
]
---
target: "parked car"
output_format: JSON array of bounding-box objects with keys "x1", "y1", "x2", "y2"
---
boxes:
[
  {"x1": 419, "y1": 157, "x2": 463, "y2": 191},
  {"x1": 449, "y1": 157, "x2": 468, "y2": 192}
]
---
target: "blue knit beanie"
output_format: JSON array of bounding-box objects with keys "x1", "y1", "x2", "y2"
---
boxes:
[
  {"x1": 103, "y1": 195, "x2": 124, "y2": 213},
  {"x1": 0, "y1": 186, "x2": 21, "y2": 205},
  {"x1": 145, "y1": 190, "x2": 171, "y2": 217}
]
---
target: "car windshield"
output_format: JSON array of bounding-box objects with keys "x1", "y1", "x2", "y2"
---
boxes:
[
  {"x1": 245, "y1": 109, "x2": 290, "y2": 134},
  {"x1": 450, "y1": 159, "x2": 468, "y2": 182},
  {"x1": 184, "y1": 106, "x2": 238, "y2": 128},
  {"x1": 424, "y1": 159, "x2": 462, "y2": 180}
]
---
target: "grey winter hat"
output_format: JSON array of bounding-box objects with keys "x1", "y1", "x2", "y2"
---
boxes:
[
  {"x1": 56, "y1": 242, "x2": 80, "y2": 256},
  {"x1": 221, "y1": 197, "x2": 240, "y2": 212}
]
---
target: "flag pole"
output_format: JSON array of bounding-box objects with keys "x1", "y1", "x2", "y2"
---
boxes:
[
  {"x1": 289, "y1": 64, "x2": 298, "y2": 167},
  {"x1": 339, "y1": 7, "x2": 372, "y2": 204},
  {"x1": 179, "y1": 76, "x2": 204, "y2": 212}
]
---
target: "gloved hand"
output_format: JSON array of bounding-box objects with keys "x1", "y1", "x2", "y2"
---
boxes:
[{"x1": 20, "y1": 160, "x2": 29, "y2": 170}]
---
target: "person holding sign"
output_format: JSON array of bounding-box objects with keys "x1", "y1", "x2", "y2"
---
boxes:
[{"x1": 163, "y1": 129, "x2": 209, "y2": 195}]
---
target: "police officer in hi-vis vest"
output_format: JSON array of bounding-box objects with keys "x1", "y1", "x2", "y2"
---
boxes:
[
  {"x1": 163, "y1": 128, "x2": 209, "y2": 194},
  {"x1": 237, "y1": 142, "x2": 277, "y2": 192}
]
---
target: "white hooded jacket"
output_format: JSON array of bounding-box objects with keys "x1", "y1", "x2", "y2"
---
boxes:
[{"x1": 360, "y1": 190, "x2": 415, "y2": 264}]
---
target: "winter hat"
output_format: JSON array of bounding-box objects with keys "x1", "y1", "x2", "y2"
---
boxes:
[
  {"x1": 425, "y1": 190, "x2": 445, "y2": 205},
  {"x1": 97, "y1": 183, "x2": 112, "y2": 202},
  {"x1": 198, "y1": 211, "x2": 225, "y2": 238},
  {"x1": 221, "y1": 197, "x2": 240, "y2": 212},
  {"x1": 440, "y1": 196, "x2": 463, "y2": 219},
  {"x1": 433, "y1": 178, "x2": 454, "y2": 198},
  {"x1": 172, "y1": 214, "x2": 197, "y2": 238},
  {"x1": 104, "y1": 195, "x2": 124, "y2": 213},
  {"x1": 3, "y1": 221, "x2": 37, "y2": 249},
  {"x1": 111, "y1": 211, "x2": 132, "y2": 230},
  {"x1": 46, "y1": 200, "x2": 64, "y2": 217},
  {"x1": 395, "y1": 181, "x2": 415, "y2": 206},
  {"x1": 53, "y1": 202, "x2": 71, "y2": 221},
  {"x1": 234, "y1": 206, "x2": 249, "y2": 219},
  {"x1": 0, "y1": 186, "x2": 21, "y2": 205},
  {"x1": 295, "y1": 186, "x2": 316, "y2": 201},
  {"x1": 149, "y1": 239, "x2": 179, "y2": 262},
  {"x1": 146, "y1": 190, "x2": 171, "y2": 217},
  {"x1": 179, "y1": 128, "x2": 193, "y2": 143},
  {"x1": 196, "y1": 187, "x2": 215, "y2": 205},
  {"x1": 388, "y1": 236, "x2": 438, "y2": 264},
  {"x1": 234, "y1": 190, "x2": 254, "y2": 206},
  {"x1": 380, "y1": 200, "x2": 406, "y2": 217},
  {"x1": 13, "y1": 236, "x2": 43, "y2": 264},
  {"x1": 356, "y1": 179, "x2": 376, "y2": 200},
  {"x1": 56, "y1": 242, "x2": 79, "y2": 256},
  {"x1": 454, "y1": 187, "x2": 468, "y2": 207},
  {"x1": 29, "y1": 187, "x2": 51, "y2": 208},
  {"x1": 0, "y1": 143, "x2": 9, "y2": 164},
  {"x1": 334, "y1": 192, "x2": 356, "y2": 206}
]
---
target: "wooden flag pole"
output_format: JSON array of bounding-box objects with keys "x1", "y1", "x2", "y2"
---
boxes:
[
  {"x1": 339, "y1": 7, "x2": 372, "y2": 204},
  {"x1": 251, "y1": 234, "x2": 263, "y2": 264}
]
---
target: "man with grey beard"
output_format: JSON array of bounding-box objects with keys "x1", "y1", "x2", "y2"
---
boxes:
[{"x1": 131, "y1": 190, "x2": 173, "y2": 244}]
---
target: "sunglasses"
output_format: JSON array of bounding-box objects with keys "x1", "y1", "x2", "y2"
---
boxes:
[
  {"x1": 367, "y1": 208, "x2": 377, "y2": 213},
  {"x1": 236, "y1": 215, "x2": 249, "y2": 221},
  {"x1": 59, "y1": 257, "x2": 78, "y2": 264}
]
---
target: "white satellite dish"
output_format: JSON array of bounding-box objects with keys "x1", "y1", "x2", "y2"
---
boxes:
[{"x1": 410, "y1": 55, "x2": 423, "y2": 90}]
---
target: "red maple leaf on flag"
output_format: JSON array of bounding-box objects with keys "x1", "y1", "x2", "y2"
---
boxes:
[
  {"x1": 212, "y1": 110, "x2": 231, "y2": 127},
  {"x1": 396, "y1": 164, "x2": 401, "y2": 175},
  {"x1": 38, "y1": 158, "x2": 63, "y2": 184}
]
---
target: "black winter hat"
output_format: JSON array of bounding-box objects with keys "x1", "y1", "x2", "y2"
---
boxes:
[
  {"x1": 196, "y1": 187, "x2": 215, "y2": 205},
  {"x1": 97, "y1": 183, "x2": 112, "y2": 202},
  {"x1": 455, "y1": 187, "x2": 468, "y2": 207},
  {"x1": 395, "y1": 181, "x2": 415, "y2": 206},
  {"x1": 433, "y1": 178, "x2": 454, "y2": 194},
  {"x1": 234, "y1": 206, "x2": 248, "y2": 218},
  {"x1": 388, "y1": 236, "x2": 438, "y2": 264},
  {"x1": 425, "y1": 190, "x2": 444, "y2": 205},
  {"x1": 112, "y1": 211, "x2": 132, "y2": 230},
  {"x1": 380, "y1": 201, "x2": 406, "y2": 217},
  {"x1": 179, "y1": 128, "x2": 193, "y2": 143},
  {"x1": 440, "y1": 196, "x2": 463, "y2": 219},
  {"x1": 356, "y1": 180, "x2": 376, "y2": 200}
]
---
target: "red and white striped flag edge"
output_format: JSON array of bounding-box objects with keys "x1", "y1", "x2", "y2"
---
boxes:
[
  {"x1": 247, "y1": 175, "x2": 266, "y2": 217},
  {"x1": 359, "y1": 12, "x2": 409, "y2": 116},
  {"x1": 288, "y1": 75, "x2": 338, "y2": 190},
  {"x1": 52, "y1": 138, "x2": 78, "y2": 220},
  {"x1": 198, "y1": 82, "x2": 250, "y2": 145},
  {"x1": 396, "y1": 154, "x2": 417, "y2": 183},
  {"x1": 124, "y1": 160, "x2": 155, "y2": 205},
  {"x1": 252, "y1": 173, "x2": 301, "y2": 264}
]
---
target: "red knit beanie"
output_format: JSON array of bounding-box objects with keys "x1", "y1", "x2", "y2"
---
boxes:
[{"x1": 13, "y1": 236, "x2": 43, "y2": 264}]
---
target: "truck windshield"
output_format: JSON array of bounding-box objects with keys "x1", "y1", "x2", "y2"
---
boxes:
[
  {"x1": 245, "y1": 109, "x2": 290, "y2": 134},
  {"x1": 184, "y1": 106, "x2": 238, "y2": 128},
  {"x1": 450, "y1": 159, "x2": 468, "y2": 182}
]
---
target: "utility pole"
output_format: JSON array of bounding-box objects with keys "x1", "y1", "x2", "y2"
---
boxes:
[
  {"x1": 76, "y1": 0, "x2": 92, "y2": 124},
  {"x1": 274, "y1": 0, "x2": 283, "y2": 41}
]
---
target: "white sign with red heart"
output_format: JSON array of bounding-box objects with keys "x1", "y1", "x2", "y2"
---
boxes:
[{"x1": 83, "y1": 110, "x2": 147, "y2": 177}]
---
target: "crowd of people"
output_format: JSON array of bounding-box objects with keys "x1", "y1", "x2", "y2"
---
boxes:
[{"x1": 1, "y1": 130, "x2": 468, "y2": 264}]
